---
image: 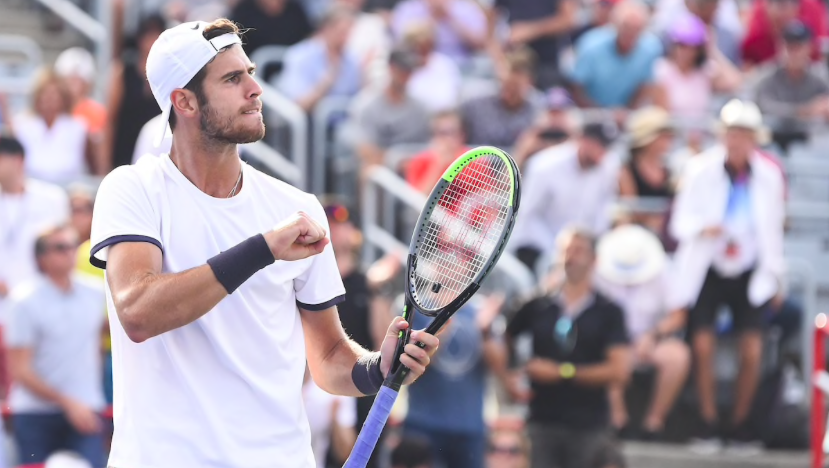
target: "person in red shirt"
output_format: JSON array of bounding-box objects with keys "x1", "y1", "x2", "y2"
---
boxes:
[
  {"x1": 405, "y1": 111, "x2": 470, "y2": 193},
  {"x1": 741, "y1": 0, "x2": 828, "y2": 66}
]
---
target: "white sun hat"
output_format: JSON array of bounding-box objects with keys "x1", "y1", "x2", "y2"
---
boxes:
[
  {"x1": 596, "y1": 224, "x2": 667, "y2": 286},
  {"x1": 718, "y1": 98, "x2": 771, "y2": 146},
  {"x1": 145, "y1": 20, "x2": 242, "y2": 146}
]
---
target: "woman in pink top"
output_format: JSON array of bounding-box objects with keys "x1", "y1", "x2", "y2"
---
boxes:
[{"x1": 654, "y1": 14, "x2": 742, "y2": 122}]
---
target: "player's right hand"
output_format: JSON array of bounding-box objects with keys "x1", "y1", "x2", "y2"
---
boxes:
[
  {"x1": 62, "y1": 398, "x2": 101, "y2": 434},
  {"x1": 266, "y1": 212, "x2": 330, "y2": 261}
]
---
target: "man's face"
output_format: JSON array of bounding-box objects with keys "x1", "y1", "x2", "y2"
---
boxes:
[
  {"x1": 724, "y1": 127, "x2": 756, "y2": 163},
  {"x1": 577, "y1": 136, "x2": 606, "y2": 169},
  {"x1": 197, "y1": 46, "x2": 265, "y2": 145},
  {"x1": 326, "y1": 17, "x2": 355, "y2": 51},
  {"x1": 0, "y1": 155, "x2": 23, "y2": 186},
  {"x1": 561, "y1": 234, "x2": 595, "y2": 283},
  {"x1": 499, "y1": 71, "x2": 531, "y2": 108},
  {"x1": 431, "y1": 115, "x2": 464, "y2": 149},
  {"x1": 389, "y1": 64, "x2": 414, "y2": 89},
  {"x1": 784, "y1": 40, "x2": 811, "y2": 69},
  {"x1": 616, "y1": 15, "x2": 644, "y2": 52},
  {"x1": 38, "y1": 229, "x2": 78, "y2": 277},
  {"x1": 486, "y1": 431, "x2": 527, "y2": 468}
]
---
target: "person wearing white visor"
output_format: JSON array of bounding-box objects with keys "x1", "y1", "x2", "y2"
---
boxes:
[{"x1": 89, "y1": 19, "x2": 439, "y2": 468}]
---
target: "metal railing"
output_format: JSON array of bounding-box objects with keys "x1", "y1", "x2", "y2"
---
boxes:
[
  {"x1": 35, "y1": 0, "x2": 111, "y2": 100},
  {"x1": 240, "y1": 141, "x2": 302, "y2": 186},
  {"x1": 361, "y1": 165, "x2": 536, "y2": 296},
  {"x1": 258, "y1": 81, "x2": 307, "y2": 190},
  {"x1": 312, "y1": 95, "x2": 352, "y2": 194},
  {"x1": 0, "y1": 34, "x2": 43, "y2": 95}
]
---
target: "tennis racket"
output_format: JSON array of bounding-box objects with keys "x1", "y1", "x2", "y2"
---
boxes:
[{"x1": 343, "y1": 146, "x2": 521, "y2": 468}]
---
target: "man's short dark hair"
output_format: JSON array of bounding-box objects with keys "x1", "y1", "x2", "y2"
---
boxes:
[
  {"x1": 168, "y1": 19, "x2": 243, "y2": 131},
  {"x1": 390, "y1": 435, "x2": 434, "y2": 468},
  {"x1": 34, "y1": 224, "x2": 74, "y2": 257},
  {"x1": 0, "y1": 133, "x2": 24, "y2": 159}
]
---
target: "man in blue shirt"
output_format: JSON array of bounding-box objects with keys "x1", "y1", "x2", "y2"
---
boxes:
[
  {"x1": 403, "y1": 295, "x2": 505, "y2": 468},
  {"x1": 569, "y1": 0, "x2": 662, "y2": 109}
]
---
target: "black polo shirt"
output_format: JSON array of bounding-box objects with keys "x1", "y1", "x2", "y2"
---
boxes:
[{"x1": 506, "y1": 292, "x2": 629, "y2": 430}]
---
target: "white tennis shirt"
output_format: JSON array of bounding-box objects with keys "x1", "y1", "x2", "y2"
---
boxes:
[{"x1": 90, "y1": 154, "x2": 346, "y2": 468}]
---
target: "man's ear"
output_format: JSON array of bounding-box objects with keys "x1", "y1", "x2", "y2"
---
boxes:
[{"x1": 170, "y1": 88, "x2": 199, "y2": 122}]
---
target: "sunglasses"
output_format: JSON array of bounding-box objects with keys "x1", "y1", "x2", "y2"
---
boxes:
[
  {"x1": 554, "y1": 316, "x2": 577, "y2": 354},
  {"x1": 488, "y1": 444, "x2": 523, "y2": 456},
  {"x1": 44, "y1": 243, "x2": 76, "y2": 253}
]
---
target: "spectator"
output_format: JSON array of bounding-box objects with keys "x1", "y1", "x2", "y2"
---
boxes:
[
  {"x1": 755, "y1": 21, "x2": 829, "y2": 151},
  {"x1": 489, "y1": 0, "x2": 577, "y2": 88},
  {"x1": 7, "y1": 225, "x2": 106, "y2": 468},
  {"x1": 741, "y1": 0, "x2": 829, "y2": 67},
  {"x1": 12, "y1": 69, "x2": 96, "y2": 185},
  {"x1": 230, "y1": 0, "x2": 313, "y2": 58},
  {"x1": 654, "y1": 13, "x2": 742, "y2": 121},
  {"x1": 392, "y1": 0, "x2": 487, "y2": 65},
  {"x1": 391, "y1": 436, "x2": 435, "y2": 468},
  {"x1": 54, "y1": 47, "x2": 108, "y2": 154},
  {"x1": 338, "y1": 0, "x2": 393, "y2": 87},
  {"x1": 509, "y1": 122, "x2": 620, "y2": 274},
  {"x1": 486, "y1": 427, "x2": 530, "y2": 468},
  {"x1": 353, "y1": 47, "x2": 431, "y2": 167},
  {"x1": 512, "y1": 86, "x2": 575, "y2": 168},
  {"x1": 106, "y1": 14, "x2": 166, "y2": 169},
  {"x1": 619, "y1": 107, "x2": 674, "y2": 235},
  {"x1": 460, "y1": 48, "x2": 538, "y2": 148},
  {"x1": 302, "y1": 368, "x2": 357, "y2": 468},
  {"x1": 322, "y1": 198, "x2": 390, "y2": 468},
  {"x1": 405, "y1": 111, "x2": 470, "y2": 193},
  {"x1": 402, "y1": 22, "x2": 462, "y2": 113},
  {"x1": 0, "y1": 135, "x2": 69, "y2": 322},
  {"x1": 570, "y1": 0, "x2": 663, "y2": 110},
  {"x1": 594, "y1": 225, "x2": 690, "y2": 439},
  {"x1": 493, "y1": 226, "x2": 631, "y2": 468},
  {"x1": 277, "y1": 5, "x2": 362, "y2": 112},
  {"x1": 570, "y1": 0, "x2": 620, "y2": 44},
  {"x1": 652, "y1": 0, "x2": 743, "y2": 64},
  {"x1": 670, "y1": 99, "x2": 785, "y2": 455},
  {"x1": 403, "y1": 294, "x2": 505, "y2": 468}
]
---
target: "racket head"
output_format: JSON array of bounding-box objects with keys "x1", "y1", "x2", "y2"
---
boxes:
[{"x1": 405, "y1": 146, "x2": 521, "y2": 317}]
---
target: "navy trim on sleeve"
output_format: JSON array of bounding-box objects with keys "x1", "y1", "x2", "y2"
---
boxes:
[
  {"x1": 89, "y1": 235, "x2": 163, "y2": 269},
  {"x1": 297, "y1": 294, "x2": 346, "y2": 311}
]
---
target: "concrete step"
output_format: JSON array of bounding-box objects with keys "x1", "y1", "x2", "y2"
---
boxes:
[{"x1": 623, "y1": 442, "x2": 809, "y2": 468}]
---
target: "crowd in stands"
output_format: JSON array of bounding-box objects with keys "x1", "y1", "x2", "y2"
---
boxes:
[{"x1": 0, "y1": 0, "x2": 825, "y2": 465}]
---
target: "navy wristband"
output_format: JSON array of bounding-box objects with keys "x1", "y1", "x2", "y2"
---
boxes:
[
  {"x1": 207, "y1": 233, "x2": 275, "y2": 294},
  {"x1": 352, "y1": 352, "x2": 385, "y2": 395}
]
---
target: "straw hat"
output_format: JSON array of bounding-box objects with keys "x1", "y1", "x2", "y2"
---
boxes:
[
  {"x1": 627, "y1": 106, "x2": 672, "y2": 149},
  {"x1": 718, "y1": 99, "x2": 771, "y2": 145},
  {"x1": 596, "y1": 224, "x2": 667, "y2": 286}
]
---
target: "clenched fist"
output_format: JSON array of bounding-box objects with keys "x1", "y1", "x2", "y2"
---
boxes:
[{"x1": 265, "y1": 212, "x2": 330, "y2": 261}]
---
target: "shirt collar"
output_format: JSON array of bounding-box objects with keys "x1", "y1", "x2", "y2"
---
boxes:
[
  {"x1": 724, "y1": 158, "x2": 752, "y2": 183},
  {"x1": 552, "y1": 289, "x2": 596, "y2": 319}
]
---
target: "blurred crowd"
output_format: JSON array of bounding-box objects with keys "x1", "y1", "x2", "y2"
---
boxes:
[{"x1": 0, "y1": 0, "x2": 825, "y2": 465}]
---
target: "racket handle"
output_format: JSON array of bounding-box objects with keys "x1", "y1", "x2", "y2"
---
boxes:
[{"x1": 343, "y1": 386, "x2": 399, "y2": 468}]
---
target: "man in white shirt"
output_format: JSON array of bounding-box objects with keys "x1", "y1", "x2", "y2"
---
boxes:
[
  {"x1": 509, "y1": 121, "x2": 620, "y2": 275},
  {"x1": 670, "y1": 100, "x2": 785, "y2": 455},
  {"x1": 0, "y1": 135, "x2": 69, "y2": 323},
  {"x1": 90, "y1": 19, "x2": 439, "y2": 468}
]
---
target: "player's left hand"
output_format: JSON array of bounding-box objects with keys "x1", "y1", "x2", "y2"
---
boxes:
[{"x1": 379, "y1": 317, "x2": 440, "y2": 385}]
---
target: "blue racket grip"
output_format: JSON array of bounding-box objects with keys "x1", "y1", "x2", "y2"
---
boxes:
[{"x1": 343, "y1": 386, "x2": 399, "y2": 468}]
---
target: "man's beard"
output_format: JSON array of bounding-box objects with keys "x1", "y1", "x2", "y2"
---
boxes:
[{"x1": 200, "y1": 102, "x2": 265, "y2": 145}]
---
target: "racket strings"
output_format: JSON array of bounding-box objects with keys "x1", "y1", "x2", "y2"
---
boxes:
[{"x1": 412, "y1": 154, "x2": 513, "y2": 311}]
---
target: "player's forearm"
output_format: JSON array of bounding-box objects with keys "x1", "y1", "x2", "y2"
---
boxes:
[
  {"x1": 112, "y1": 265, "x2": 227, "y2": 343},
  {"x1": 311, "y1": 337, "x2": 371, "y2": 397}
]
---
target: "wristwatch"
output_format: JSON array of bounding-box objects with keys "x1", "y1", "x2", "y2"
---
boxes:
[{"x1": 559, "y1": 362, "x2": 576, "y2": 380}]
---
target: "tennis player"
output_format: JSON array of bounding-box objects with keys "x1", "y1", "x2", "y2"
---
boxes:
[{"x1": 89, "y1": 19, "x2": 439, "y2": 468}]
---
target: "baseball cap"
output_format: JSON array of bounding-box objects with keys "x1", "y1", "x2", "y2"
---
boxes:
[
  {"x1": 669, "y1": 13, "x2": 707, "y2": 46},
  {"x1": 783, "y1": 20, "x2": 812, "y2": 43},
  {"x1": 581, "y1": 121, "x2": 618, "y2": 147},
  {"x1": 145, "y1": 21, "x2": 243, "y2": 146},
  {"x1": 545, "y1": 87, "x2": 573, "y2": 110}
]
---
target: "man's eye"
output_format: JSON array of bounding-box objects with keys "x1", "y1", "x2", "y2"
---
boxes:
[{"x1": 228, "y1": 75, "x2": 240, "y2": 83}]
